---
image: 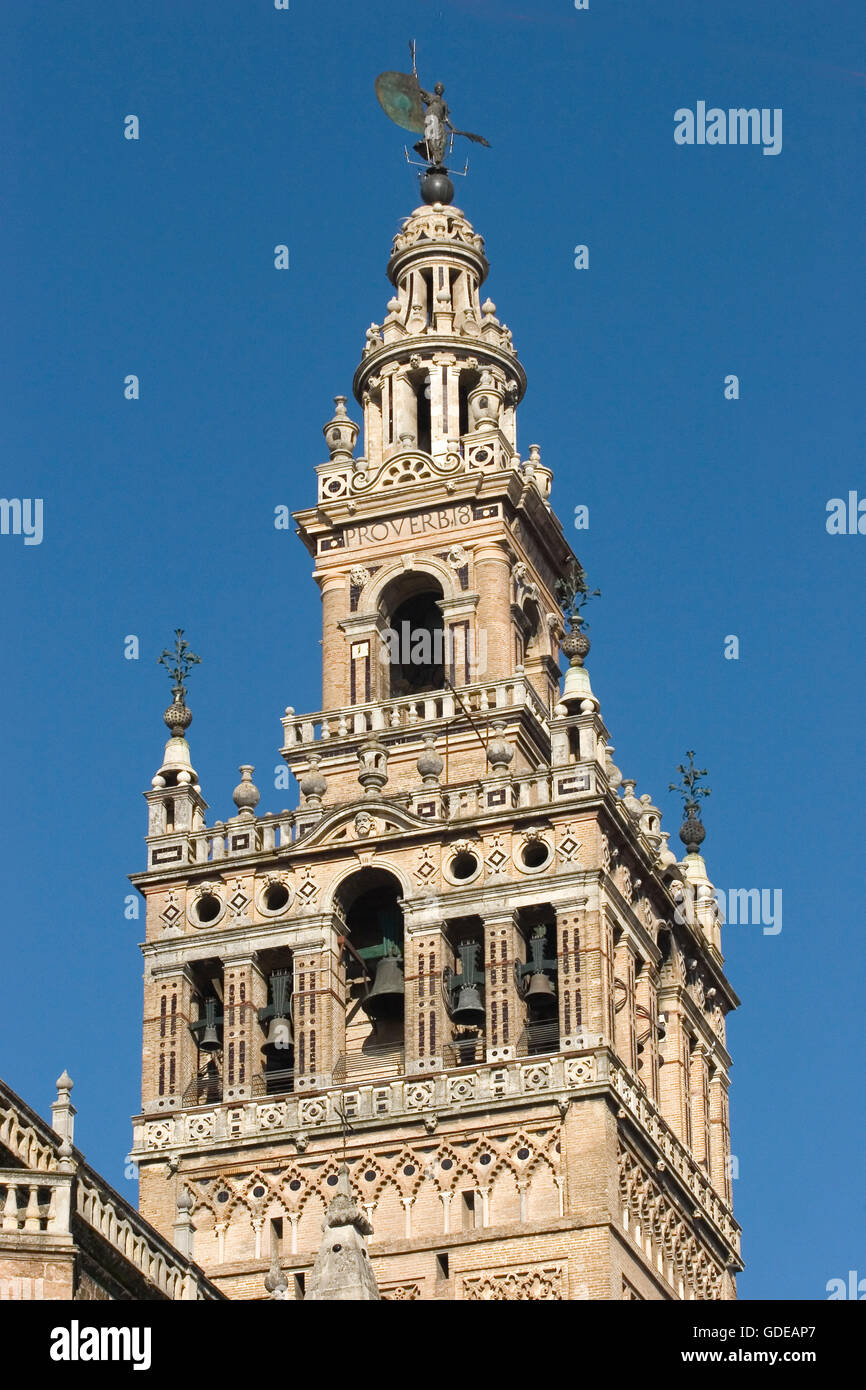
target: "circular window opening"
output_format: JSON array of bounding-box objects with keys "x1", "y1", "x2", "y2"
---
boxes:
[
  {"x1": 441, "y1": 1159, "x2": 453, "y2": 1171},
  {"x1": 289, "y1": 1180, "x2": 301, "y2": 1192},
  {"x1": 479, "y1": 1154, "x2": 492, "y2": 1166},
  {"x1": 217, "y1": 1192, "x2": 229, "y2": 1204},
  {"x1": 252, "y1": 1185, "x2": 265, "y2": 1198},
  {"x1": 451, "y1": 851, "x2": 479, "y2": 881},
  {"x1": 196, "y1": 893, "x2": 221, "y2": 924},
  {"x1": 326, "y1": 1175, "x2": 338, "y2": 1187},
  {"x1": 521, "y1": 840, "x2": 550, "y2": 869},
  {"x1": 264, "y1": 882, "x2": 290, "y2": 913},
  {"x1": 364, "y1": 1170, "x2": 377, "y2": 1182},
  {"x1": 403, "y1": 1164, "x2": 415, "y2": 1177},
  {"x1": 517, "y1": 1147, "x2": 530, "y2": 1160}
]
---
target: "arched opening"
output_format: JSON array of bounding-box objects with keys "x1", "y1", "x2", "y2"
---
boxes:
[
  {"x1": 407, "y1": 367, "x2": 432, "y2": 454},
  {"x1": 458, "y1": 366, "x2": 481, "y2": 438},
  {"x1": 337, "y1": 869, "x2": 406, "y2": 1062},
  {"x1": 441, "y1": 915, "x2": 485, "y2": 1067},
  {"x1": 256, "y1": 947, "x2": 294, "y2": 1095},
  {"x1": 380, "y1": 575, "x2": 446, "y2": 698}
]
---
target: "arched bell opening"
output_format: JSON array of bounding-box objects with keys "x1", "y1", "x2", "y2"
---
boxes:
[
  {"x1": 442, "y1": 916, "x2": 485, "y2": 1067},
  {"x1": 186, "y1": 958, "x2": 224, "y2": 1104},
  {"x1": 380, "y1": 573, "x2": 446, "y2": 698},
  {"x1": 256, "y1": 947, "x2": 294, "y2": 1095},
  {"x1": 338, "y1": 869, "x2": 406, "y2": 1056},
  {"x1": 515, "y1": 907, "x2": 560, "y2": 1056}
]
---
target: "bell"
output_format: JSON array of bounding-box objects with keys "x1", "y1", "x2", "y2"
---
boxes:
[
  {"x1": 361, "y1": 954, "x2": 405, "y2": 1021},
  {"x1": 198, "y1": 997, "x2": 222, "y2": 1052},
  {"x1": 261, "y1": 970, "x2": 293, "y2": 1052},
  {"x1": 265, "y1": 1016, "x2": 292, "y2": 1052},
  {"x1": 451, "y1": 983, "x2": 485, "y2": 1028},
  {"x1": 524, "y1": 971, "x2": 557, "y2": 1018}
]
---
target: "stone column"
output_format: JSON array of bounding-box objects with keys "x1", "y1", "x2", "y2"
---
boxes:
[
  {"x1": 222, "y1": 954, "x2": 268, "y2": 1102},
  {"x1": 294, "y1": 924, "x2": 345, "y2": 1091},
  {"x1": 393, "y1": 371, "x2": 418, "y2": 447},
  {"x1": 688, "y1": 1043, "x2": 710, "y2": 1169},
  {"x1": 473, "y1": 543, "x2": 513, "y2": 682},
  {"x1": 144, "y1": 965, "x2": 196, "y2": 1109},
  {"x1": 483, "y1": 910, "x2": 525, "y2": 1061},
  {"x1": 317, "y1": 573, "x2": 348, "y2": 711},
  {"x1": 578, "y1": 907, "x2": 612, "y2": 1045},
  {"x1": 657, "y1": 997, "x2": 690, "y2": 1145},
  {"x1": 635, "y1": 963, "x2": 660, "y2": 1101},
  {"x1": 556, "y1": 905, "x2": 586, "y2": 1051},
  {"x1": 403, "y1": 906, "x2": 450, "y2": 1073},
  {"x1": 613, "y1": 937, "x2": 637, "y2": 1073},
  {"x1": 708, "y1": 1066, "x2": 732, "y2": 1202}
]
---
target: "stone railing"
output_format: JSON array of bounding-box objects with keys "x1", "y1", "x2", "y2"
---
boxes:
[
  {"x1": 608, "y1": 1060, "x2": 740, "y2": 1254},
  {"x1": 145, "y1": 759, "x2": 601, "y2": 872},
  {"x1": 281, "y1": 675, "x2": 552, "y2": 752},
  {"x1": 75, "y1": 1172, "x2": 217, "y2": 1300},
  {"x1": 0, "y1": 1170, "x2": 71, "y2": 1235}
]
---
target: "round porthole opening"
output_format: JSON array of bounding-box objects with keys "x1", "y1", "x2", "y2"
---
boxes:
[
  {"x1": 451, "y1": 850, "x2": 479, "y2": 881},
  {"x1": 264, "y1": 881, "x2": 290, "y2": 913},
  {"x1": 521, "y1": 840, "x2": 549, "y2": 869},
  {"x1": 196, "y1": 893, "x2": 221, "y2": 924}
]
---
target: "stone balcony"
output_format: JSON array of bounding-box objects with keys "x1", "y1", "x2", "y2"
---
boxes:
[{"x1": 280, "y1": 673, "x2": 553, "y2": 754}]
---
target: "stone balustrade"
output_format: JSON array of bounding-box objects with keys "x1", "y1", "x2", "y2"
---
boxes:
[
  {"x1": 146, "y1": 759, "x2": 600, "y2": 872},
  {"x1": 74, "y1": 1174, "x2": 207, "y2": 1300},
  {"x1": 0, "y1": 1169, "x2": 71, "y2": 1235},
  {"x1": 281, "y1": 675, "x2": 551, "y2": 751}
]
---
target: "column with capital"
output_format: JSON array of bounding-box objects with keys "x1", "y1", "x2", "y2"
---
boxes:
[
  {"x1": 483, "y1": 909, "x2": 525, "y2": 1061},
  {"x1": 222, "y1": 954, "x2": 268, "y2": 1101}
]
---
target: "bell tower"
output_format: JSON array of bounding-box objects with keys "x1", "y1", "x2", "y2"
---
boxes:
[{"x1": 130, "y1": 181, "x2": 742, "y2": 1301}]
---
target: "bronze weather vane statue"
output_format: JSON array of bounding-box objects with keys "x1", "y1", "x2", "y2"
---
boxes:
[{"x1": 375, "y1": 42, "x2": 490, "y2": 205}]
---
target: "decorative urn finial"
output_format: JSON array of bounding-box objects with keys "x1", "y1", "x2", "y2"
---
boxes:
[
  {"x1": 232, "y1": 765, "x2": 260, "y2": 815},
  {"x1": 323, "y1": 396, "x2": 360, "y2": 462},
  {"x1": 158, "y1": 629, "x2": 201, "y2": 737},
  {"x1": 416, "y1": 736, "x2": 444, "y2": 787},
  {"x1": 669, "y1": 751, "x2": 712, "y2": 854}
]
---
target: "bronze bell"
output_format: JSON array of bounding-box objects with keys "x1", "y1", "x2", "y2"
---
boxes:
[
  {"x1": 451, "y1": 982, "x2": 485, "y2": 1028},
  {"x1": 361, "y1": 953, "x2": 405, "y2": 1021},
  {"x1": 265, "y1": 1016, "x2": 292, "y2": 1052},
  {"x1": 191, "y1": 996, "x2": 222, "y2": 1052},
  {"x1": 524, "y1": 971, "x2": 557, "y2": 1018},
  {"x1": 261, "y1": 970, "x2": 293, "y2": 1052}
]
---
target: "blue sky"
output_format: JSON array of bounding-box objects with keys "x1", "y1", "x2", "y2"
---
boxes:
[{"x1": 1, "y1": 1, "x2": 864, "y2": 1300}]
